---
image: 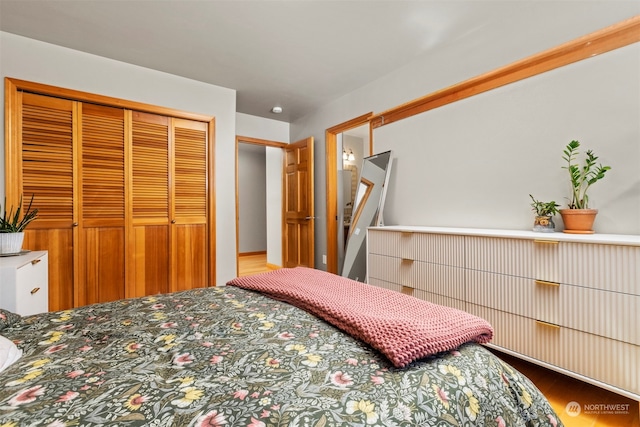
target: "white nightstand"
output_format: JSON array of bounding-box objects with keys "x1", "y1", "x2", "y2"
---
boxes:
[{"x1": 0, "y1": 250, "x2": 49, "y2": 316}]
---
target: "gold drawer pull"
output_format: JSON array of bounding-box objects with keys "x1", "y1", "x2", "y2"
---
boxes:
[
  {"x1": 536, "y1": 320, "x2": 560, "y2": 329},
  {"x1": 535, "y1": 279, "x2": 560, "y2": 287},
  {"x1": 533, "y1": 239, "x2": 559, "y2": 245},
  {"x1": 401, "y1": 286, "x2": 414, "y2": 296},
  {"x1": 400, "y1": 231, "x2": 414, "y2": 236},
  {"x1": 401, "y1": 258, "x2": 414, "y2": 264},
  {"x1": 31, "y1": 259, "x2": 41, "y2": 265},
  {"x1": 31, "y1": 287, "x2": 41, "y2": 295}
]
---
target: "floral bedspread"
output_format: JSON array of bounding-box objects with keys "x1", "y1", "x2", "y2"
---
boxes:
[{"x1": 0, "y1": 286, "x2": 562, "y2": 426}]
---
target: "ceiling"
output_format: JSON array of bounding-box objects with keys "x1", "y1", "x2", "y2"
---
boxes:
[{"x1": 1, "y1": 1, "x2": 638, "y2": 123}]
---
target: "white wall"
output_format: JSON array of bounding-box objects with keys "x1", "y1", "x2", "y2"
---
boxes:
[
  {"x1": 236, "y1": 113, "x2": 289, "y2": 267},
  {"x1": 374, "y1": 44, "x2": 640, "y2": 234},
  {"x1": 290, "y1": 5, "x2": 640, "y2": 268},
  {"x1": 238, "y1": 145, "x2": 267, "y2": 253},
  {"x1": 0, "y1": 32, "x2": 238, "y2": 284}
]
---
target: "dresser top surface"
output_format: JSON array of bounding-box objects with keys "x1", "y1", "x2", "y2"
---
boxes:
[
  {"x1": 0, "y1": 250, "x2": 48, "y2": 269},
  {"x1": 370, "y1": 226, "x2": 640, "y2": 246}
]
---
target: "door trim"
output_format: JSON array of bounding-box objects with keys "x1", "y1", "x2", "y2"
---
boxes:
[{"x1": 324, "y1": 113, "x2": 373, "y2": 274}]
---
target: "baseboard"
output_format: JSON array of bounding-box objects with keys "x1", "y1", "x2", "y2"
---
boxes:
[{"x1": 239, "y1": 251, "x2": 267, "y2": 257}]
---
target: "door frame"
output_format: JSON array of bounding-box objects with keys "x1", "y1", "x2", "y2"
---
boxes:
[
  {"x1": 235, "y1": 136, "x2": 287, "y2": 277},
  {"x1": 325, "y1": 112, "x2": 373, "y2": 274}
]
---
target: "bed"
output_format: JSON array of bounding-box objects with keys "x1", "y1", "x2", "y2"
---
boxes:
[{"x1": 0, "y1": 267, "x2": 562, "y2": 426}]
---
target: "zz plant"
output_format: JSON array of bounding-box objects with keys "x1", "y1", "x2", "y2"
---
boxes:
[{"x1": 562, "y1": 140, "x2": 611, "y2": 209}]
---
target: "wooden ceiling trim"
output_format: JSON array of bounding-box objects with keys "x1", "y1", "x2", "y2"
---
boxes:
[
  {"x1": 6, "y1": 78, "x2": 213, "y2": 123},
  {"x1": 371, "y1": 15, "x2": 640, "y2": 129}
]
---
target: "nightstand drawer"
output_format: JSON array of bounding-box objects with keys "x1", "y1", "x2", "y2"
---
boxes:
[{"x1": 0, "y1": 251, "x2": 49, "y2": 316}]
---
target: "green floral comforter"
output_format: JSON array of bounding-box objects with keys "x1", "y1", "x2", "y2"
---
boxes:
[{"x1": 0, "y1": 286, "x2": 562, "y2": 426}]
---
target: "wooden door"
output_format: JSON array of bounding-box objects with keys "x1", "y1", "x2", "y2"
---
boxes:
[
  {"x1": 130, "y1": 112, "x2": 171, "y2": 298},
  {"x1": 283, "y1": 137, "x2": 314, "y2": 268},
  {"x1": 18, "y1": 92, "x2": 76, "y2": 312},
  {"x1": 171, "y1": 119, "x2": 208, "y2": 291},
  {"x1": 77, "y1": 103, "x2": 126, "y2": 306}
]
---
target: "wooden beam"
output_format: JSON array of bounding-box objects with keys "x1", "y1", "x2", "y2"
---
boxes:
[{"x1": 371, "y1": 15, "x2": 640, "y2": 129}]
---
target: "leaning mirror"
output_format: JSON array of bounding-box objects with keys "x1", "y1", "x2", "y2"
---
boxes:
[{"x1": 341, "y1": 150, "x2": 393, "y2": 281}]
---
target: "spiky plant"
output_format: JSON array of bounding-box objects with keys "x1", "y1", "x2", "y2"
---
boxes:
[
  {"x1": 529, "y1": 195, "x2": 560, "y2": 217},
  {"x1": 561, "y1": 140, "x2": 611, "y2": 209},
  {"x1": 0, "y1": 194, "x2": 39, "y2": 232}
]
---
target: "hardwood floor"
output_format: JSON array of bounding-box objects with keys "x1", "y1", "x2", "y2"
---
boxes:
[
  {"x1": 237, "y1": 252, "x2": 277, "y2": 277},
  {"x1": 490, "y1": 349, "x2": 639, "y2": 427},
  {"x1": 237, "y1": 254, "x2": 639, "y2": 426}
]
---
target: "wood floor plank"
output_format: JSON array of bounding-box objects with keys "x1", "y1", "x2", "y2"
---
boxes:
[{"x1": 492, "y1": 350, "x2": 639, "y2": 427}]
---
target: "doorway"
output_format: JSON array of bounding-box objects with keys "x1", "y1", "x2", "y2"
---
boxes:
[
  {"x1": 325, "y1": 113, "x2": 373, "y2": 274},
  {"x1": 235, "y1": 135, "x2": 315, "y2": 277},
  {"x1": 235, "y1": 136, "x2": 287, "y2": 277}
]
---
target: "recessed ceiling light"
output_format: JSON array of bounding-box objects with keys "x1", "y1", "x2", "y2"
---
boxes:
[{"x1": 271, "y1": 106, "x2": 283, "y2": 114}]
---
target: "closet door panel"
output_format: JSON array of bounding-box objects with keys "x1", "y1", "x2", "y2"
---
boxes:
[
  {"x1": 132, "y1": 225, "x2": 170, "y2": 297},
  {"x1": 83, "y1": 227, "x2": 125, "y2": 304},
  {"x1": 171, "y1": 119, "x2": 208, "y2": 291},
  {"x1": 173, "y1": 119, "x2": 207, "y2": 221},
  {"x1": 132, "y1": 112, "x2": 170, "y2": 221},
  {"x1": 131, "y1": 112, "x2": 170, "y2": 297},
  {"x1": 78, "y1": 104, "x2": 126, "y2": 306},
  {"x1": 173, "y1": 224, "x2": 207, "y2": 292},
  {"x1": 20, "y1": 92, "x2": 75, "y2": 311}
]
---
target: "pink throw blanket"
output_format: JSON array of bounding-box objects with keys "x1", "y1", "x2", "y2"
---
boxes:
[{"x1": 227, "y1": 267, "x2": 493, "y2": 368}]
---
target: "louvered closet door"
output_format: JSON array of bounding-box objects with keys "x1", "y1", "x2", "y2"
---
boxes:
[
  {"x1": 78, "y1": 103, "x2": 126, "y2": 306},
  {"x1": 171, "y1": 118, "x2": 208, "y2": 291},
  {"x1": 19, "y1": 92, "x2": 76, "y2": 311},
  {"x1": 130, "y1": 112, "x2": 170, "y2": 298}
]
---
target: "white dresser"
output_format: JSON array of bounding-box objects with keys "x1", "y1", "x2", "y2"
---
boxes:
[
  {"x1": 367, "y1": 226, "x2": 640, "y2": 401},
  {"x1": 0, "y1": 250, "x2": 49, "y2": 316}
]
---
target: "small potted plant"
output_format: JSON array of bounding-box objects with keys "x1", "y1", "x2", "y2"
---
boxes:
[
  {"x1": 529, "y1": 194, "x2": 559, "y2": 232},
  {"x1": 0, "y1": 194, "x2": 39, "y2": 255},
  {"x1": 560, "y1": 140, "x2": 611, "y2": 234}
]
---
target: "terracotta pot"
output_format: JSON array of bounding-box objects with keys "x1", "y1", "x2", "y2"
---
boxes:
[{"x1": 559, "y1": 209, "x2": 598, "y2": 234}]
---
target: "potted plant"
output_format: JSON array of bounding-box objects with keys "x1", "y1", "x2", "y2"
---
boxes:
[
  {"x1": 560, "y1": 140, "x2": 611, "y2": 234},
  {"x1": 529, "y1": 194, "x2": 559, "y2": 232},
  {"x1": 0, "y1": 194, "x2": 39, "y2": 255}
]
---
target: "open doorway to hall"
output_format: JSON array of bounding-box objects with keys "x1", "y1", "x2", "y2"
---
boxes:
[
  {"x1": 235, "y1": 135, "x2": 315, "y2": 277},
  {"x1": 237, "y1": 142, "x2": 272, "y2": 277}
]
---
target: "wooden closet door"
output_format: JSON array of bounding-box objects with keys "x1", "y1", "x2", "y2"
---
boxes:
[
  {"x1": 130, "y1": 112, "x2": 170, "y2": 298},
  {"x1": 171, "y1": 118, "x2": 208, "y2": 291},
  {"x1": 19, "y1": 92, "x2": 76, "y2": 312},
  {"x1": 77, "y1": 104, "x2": 126, "y2": 306}
]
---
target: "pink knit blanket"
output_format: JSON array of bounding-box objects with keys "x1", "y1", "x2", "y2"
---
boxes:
[{"x1": 227, "y1": 267, "x2": 493, "y2": 368}]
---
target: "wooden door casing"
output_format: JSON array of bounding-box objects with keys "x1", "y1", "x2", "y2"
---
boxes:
[{"x1": 283, "y1": 137, "x2": 314, "y2": 268}]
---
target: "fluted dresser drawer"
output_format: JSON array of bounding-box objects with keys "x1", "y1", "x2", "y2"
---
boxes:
[
  {"x1": 466, "y1": 236, "x2": 640, "y2": 294},
  {"x1": 468, "y1": 303, "x2": 640, "y2": 396},
  {"x1": 368, "y1": 229, "x2": 465, "y2": 266},
  {"x1": 368, "y1": 253, "x2": 465, "y2": 301}
]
